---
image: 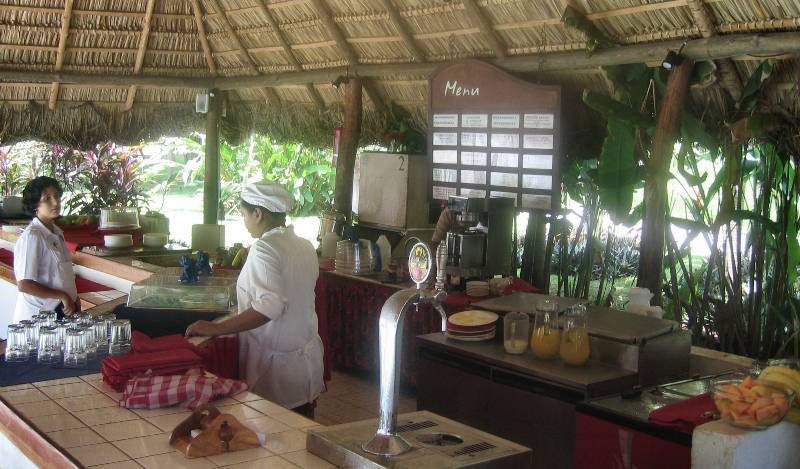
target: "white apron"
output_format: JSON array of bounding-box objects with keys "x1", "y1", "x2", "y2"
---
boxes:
[{"x1": 236, "y1": 226, "x2": 324, "y2": 409}]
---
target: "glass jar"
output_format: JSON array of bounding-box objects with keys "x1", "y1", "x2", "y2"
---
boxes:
[
  {"x1": 531, "y1": 300, "x2": 560, "y2": 360},
  {"x1": 560, "y1": 305, "x2": 590, "y2": 366},
  {"x1": 503, "y1": 312, "x2": 529, "y2": 354}
]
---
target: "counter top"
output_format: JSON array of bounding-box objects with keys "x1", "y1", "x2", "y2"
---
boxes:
[
  {"x1": 417, "y1": 333, "x2": 638, "y2": 397},
  {"x1": 0, "y1": 374, "x2": 332, "y2": 468}
]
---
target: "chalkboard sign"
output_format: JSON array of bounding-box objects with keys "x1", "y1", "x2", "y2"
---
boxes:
[{"x1": 428, "y1": 60, "x2": 561, "y2": 211}]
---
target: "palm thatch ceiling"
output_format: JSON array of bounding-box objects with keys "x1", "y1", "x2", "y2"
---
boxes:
[{"x1": 0, "y1": 0, "x2": 798, "y2": 149}]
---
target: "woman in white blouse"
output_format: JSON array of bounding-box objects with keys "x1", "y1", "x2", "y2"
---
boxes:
[
  {"x1": 13, "y1": 176, "x2": 78, "y2": 322},
  {"x1": 186, "y1": 181, "x2": 324, "y2": 417}
]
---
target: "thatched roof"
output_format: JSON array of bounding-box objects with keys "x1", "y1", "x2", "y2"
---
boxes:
[{"x1": 0, "y1": 0, "x2": 798, "y2": 149}]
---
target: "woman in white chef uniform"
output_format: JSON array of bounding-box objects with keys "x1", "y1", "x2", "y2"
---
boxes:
[
  {"x1": 186, "y1": 181, "x2": 324, "y2": 417},
  {"x1": 13, "y1": 176, "x2": 79, "y2": 323}
]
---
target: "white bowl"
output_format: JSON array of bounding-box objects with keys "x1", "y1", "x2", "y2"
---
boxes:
[
  {"x1": 143, "y1": 233, "x2": 168, "y2": 248},
  {"x1": 104, "y1": 234, "x2": 133, "y2": 248}
]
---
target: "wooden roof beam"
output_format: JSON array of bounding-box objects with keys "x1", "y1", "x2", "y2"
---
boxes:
[
  {"x1": 1, "y1": 31, "x2": 798, "y2": 90},
  {"x1": 306, "y1": 0, "x2": 358, "y2": 64},
  {"x1": 124, "y1": 0, "x2": 156, "y2": 111},
  {"x1": 379, "y1": 0, "x2": 425, "y2": 62},
  {"x1": 190, "y1": 0, "x2": 217, "y2": 75},
  {"x1": 217, "y1": 31, "x2": 800, "y2": 89},
  {"x1": 685, "y1": 0, "x2": 743, "y2": 100},
  {"x1": 206, "y1": 0, "x2": 260, "y2": 75},
  {"x1": 306, "y1": 0, "x2": 385, "y2": 109},
  {"x1": 461, "y1": 0, "x2": 506, "y2": 59},
  {"x1": 254, "y1": 0, "x2": 318, "y2": 109},
  {"x1": 48, "y1": 0, "x2": 73, "y2": 110}
]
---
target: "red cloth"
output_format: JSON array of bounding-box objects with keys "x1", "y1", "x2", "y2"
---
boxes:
[
  {"x1": 649, "y1": 393, "x2": 716, "y2": 434},
  {"x1": 1, "y1": 248, "x2": 112, "y2": 292},
  {"x1": 131, "y1": 331, "x2": 239, "y2": 381},
  {"x1": 576, "y1": 412, "x2": 690, "y2": 469},
  {"x1": 442, "y1": 277, "x2": 540, "y2": 308},
  {"x1": 121, "y1": 369, "x2": 247, "y2": 409},
  {"x1": 75, "y1": 276, "x2": 113, "y2": 293},
  {"x1": 132, "y1": 331, "x2": 203, "y2": 355},
  {"x1": 101, "y1": 349, "x2": 204, "y2": 391},
  {"x1": 0, "y1": 248, "x2": 12, "y2": 266},
  {"x1": 315, "y1": 270, "x2": 445, "y2": 385}
]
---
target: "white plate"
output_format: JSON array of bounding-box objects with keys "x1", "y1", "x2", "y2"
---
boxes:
[
  {"x1": 448, "y1": 310, "x2": 499, "y2": 327},
  {"x1": 445, "y1": 330, "x2": 496, "y2": 341}
]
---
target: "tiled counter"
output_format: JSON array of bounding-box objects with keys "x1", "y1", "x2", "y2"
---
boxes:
[{"x1": 0, "y1": 375, "x2": 333, "y2": 468}]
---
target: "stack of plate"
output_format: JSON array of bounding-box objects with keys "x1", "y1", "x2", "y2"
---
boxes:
[
  {"x1": 466, "y1": 281, "x2": 490, "y2": 297},
  {"x1": 445, "y1": 310, "x2": 498, "y2": 341}
]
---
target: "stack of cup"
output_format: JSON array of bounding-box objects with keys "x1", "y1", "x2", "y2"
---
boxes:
[
  {"x1": 64, "y1": 327, "x2": 87, "y2": 368},
  {"x1": 109, "y1": 319, "x2": 131, "y2": 355},
  {"x1": 5, "y1": 324, "x2": 30, "y2": 362},
  {"x1": 37, "y1": 325, "x2": 62, "y2": 365}
]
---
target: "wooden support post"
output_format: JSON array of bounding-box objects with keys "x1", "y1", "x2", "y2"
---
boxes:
[
  {"x1": 637, "y1": 59, "x2": 694, "y2": 303},
  {"x1": 204, "y1": 89, "x2": 222, "y2": 224},
  {"x1": 334, "y1": 78, "x2": 362, "y2": 217}
]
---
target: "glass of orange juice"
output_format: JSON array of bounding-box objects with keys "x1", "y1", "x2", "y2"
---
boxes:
[
  {"x1": 560, "y1": 305, "x2": 590, "y2": 366},
  {"x1": 531, "y1": 300, "x2": 560, "y2": 360}
]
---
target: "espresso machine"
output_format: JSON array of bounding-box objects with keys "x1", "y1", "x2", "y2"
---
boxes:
[{"x1": 444, "y1": 195, "x2": 515, "y2": 282}]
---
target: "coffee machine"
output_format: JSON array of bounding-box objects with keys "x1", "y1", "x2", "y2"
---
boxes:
[{"x1": 444, "y1": 196, "x2": 515, "y2": 282}]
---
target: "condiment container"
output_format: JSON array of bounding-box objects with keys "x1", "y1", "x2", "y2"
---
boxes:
[{"x1": 503, "y1": 312, "x2": 529, "y2": 354}]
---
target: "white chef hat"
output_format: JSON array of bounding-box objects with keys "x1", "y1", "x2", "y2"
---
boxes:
[{"x1": 241, "y1": 180, "x2": 294, "y2": 213}]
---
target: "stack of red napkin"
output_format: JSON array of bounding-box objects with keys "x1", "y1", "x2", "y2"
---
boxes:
[
  {"x1": 101, "y1": 348, "x2": 204, "y2": 391},
  {"x1": 131, "y1": 331, "x2": 239, "y2": 380},
  {"x1": 648, "y1": 393, "x2": 717, "y2": 434}
]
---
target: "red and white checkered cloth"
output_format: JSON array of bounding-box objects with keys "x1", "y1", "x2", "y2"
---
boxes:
[{"x1": 121, "y1": 369, "x2": 248, "y2": 410}]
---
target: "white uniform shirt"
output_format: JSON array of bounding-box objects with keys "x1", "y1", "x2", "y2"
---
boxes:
[
  {"x1": 236, "y1": 225, "x2": 324, "y2": 408},
  {"x1": 12, "y1": 217, "x2": 77, "y2": 323}
]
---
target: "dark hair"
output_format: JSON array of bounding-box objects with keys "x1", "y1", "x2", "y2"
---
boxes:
[
  {"x1": 240, "y1": 198, "x2": 287, "y2": 226},
  {"x1": 22, "y1": 176, "x2": 63, "y2": 215}
]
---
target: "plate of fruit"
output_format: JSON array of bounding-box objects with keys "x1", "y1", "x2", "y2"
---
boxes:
[{"x1": 713, "y1": 376, "x2": 794, "y2": 430}]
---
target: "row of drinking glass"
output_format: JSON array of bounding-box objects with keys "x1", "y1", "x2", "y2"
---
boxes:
[{"x1": 5, "y1": 311, "x2": 132, "y2": 367}]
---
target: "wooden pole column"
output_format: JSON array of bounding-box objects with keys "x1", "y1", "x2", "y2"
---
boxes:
[
  {"x1": 637, "y1": 59, "x2": 694, "y2": 303},
  {"x1": 334, "y1": 78, "x2": 363, "y2": 218},
  {"x1": 204, "y1": 89, "x2": 222, "y2": 224}
]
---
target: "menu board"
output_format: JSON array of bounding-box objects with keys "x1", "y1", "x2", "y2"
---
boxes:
[{"x1": 428, "y1": 60, "x2": 560, "y2": 211}]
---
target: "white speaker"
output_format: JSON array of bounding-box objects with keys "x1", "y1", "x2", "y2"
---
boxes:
[{"x1": 195, "y1": 93, "x2": 209, "y2": 113}]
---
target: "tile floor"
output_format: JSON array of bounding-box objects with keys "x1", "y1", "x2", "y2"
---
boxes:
[{"x1": 313, "y1": 370, "x2": 417, "y2": 426}]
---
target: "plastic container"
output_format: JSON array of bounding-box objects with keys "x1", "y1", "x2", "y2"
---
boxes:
[
  {"x1": 127, "y1": 270, "x2": 236, "y2": 311},
  {"x1": 335, "y1": 239, "x2": 374, "y2": 275},
  {"x1": 100, "y1": 207, "x2": 139, "y2": 229}
]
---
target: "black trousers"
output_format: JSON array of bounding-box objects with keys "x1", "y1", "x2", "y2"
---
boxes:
[{"x1": 291, "y1": 402, "x2": 315, "y2": 419}]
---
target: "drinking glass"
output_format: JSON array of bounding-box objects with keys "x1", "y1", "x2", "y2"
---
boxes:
[
  {"x1": 109, "y1": 319, "x2": 131, "y2": 355},
  {"x1": 39, "y1": 310, "x2": 57, "y2": 326},
  {"x1": 100, "y1": 313, "x2": 116, "y2": 342},
  {"x1": 18, "y1": 320, "x2": 38, "y2": 356},
  {"x1": 93, "y1": 317, "x2": 109, "y2": 355},
  {"x1": 64, "y1": 327, "x2": 87, "y2": 368},
  {"x1": 531, "y1": 304, "x2": 560, "y2": 360},
  {"x1": 503, "y1": 312, "x2": 529, "y2": 354},
  {"x1": 5, "y1": 324, "x2": 30, "y2": 362},
  {"x1": 53, "y1": 319, "x2": 69, "y2": 351},
  {"x1": 560, "y1": 305, "x2": 590, "y2": 366},
  {"x1": 81, "y1": 324, "x2": 97, "y2": 360},
  {"x1": 37, "y1": 325, "x2": 62, "y2": 365}
]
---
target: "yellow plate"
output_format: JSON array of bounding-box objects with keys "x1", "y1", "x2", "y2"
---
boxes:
[{"x1": 448, "y1": 310, "x2": 499, "y2": 327}]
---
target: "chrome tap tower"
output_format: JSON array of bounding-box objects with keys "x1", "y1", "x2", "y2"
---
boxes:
[{"x1": 362, "y1": 242, "x2": 448, "y2": 457}]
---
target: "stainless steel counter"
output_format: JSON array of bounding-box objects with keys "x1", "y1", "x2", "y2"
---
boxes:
[{"x1": 417, "y1": 333, "x2": 638, "y2": 397}]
